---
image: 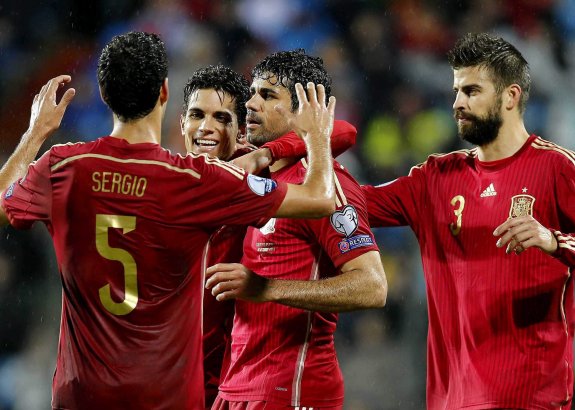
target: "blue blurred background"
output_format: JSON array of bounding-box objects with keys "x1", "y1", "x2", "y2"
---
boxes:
[{"x1": 0, "y1": 0, "x2": 574, "y2": 409}]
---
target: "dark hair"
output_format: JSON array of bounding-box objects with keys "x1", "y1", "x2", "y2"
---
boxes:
[
  {"x1": 447, "y1": 33, "x2": 530, "y2": 113},
  {"x1": 97, "y1": 31, "x2": 168, "y2": 122},
  {"x1": 251, "y1": 49, "x2": 332, "y2": 111},
  {"x1": 182, "y1": 65, "x2": 250, "y2": 126}
]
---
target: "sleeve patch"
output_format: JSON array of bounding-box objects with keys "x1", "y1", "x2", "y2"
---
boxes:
[
  {"x1": 247, "y1": 174, "x2": 277, "y2": 196},
  {"x1": 330, "y1": 205, "x2": 358, "y2": 237},
  {"x1": 331, "y1": 204, "x2": 374, "y2": 253}
]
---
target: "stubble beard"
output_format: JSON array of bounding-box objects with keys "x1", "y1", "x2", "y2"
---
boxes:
[{"x1": 247, "y1": 127, "x2": 285, "y2": 147}]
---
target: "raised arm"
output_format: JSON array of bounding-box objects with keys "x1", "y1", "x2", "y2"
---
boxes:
[
  {"x1": 272, "y1": 82, "x2": 336, "y2": 219},
  {"x1": 0, "y1": 75, "x2": 75, "y2": 225}
]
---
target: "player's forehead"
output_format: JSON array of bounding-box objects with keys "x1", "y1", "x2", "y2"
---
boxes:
[
  {"x1": 187, "y1": 88, "x2": 237, "y2": 114},
  {"x1": 250, "y1": 75, "x2": 290, "y2": 97},
  {"x1": 452, "y1": 65, "x2": 494, "y2": 89}
]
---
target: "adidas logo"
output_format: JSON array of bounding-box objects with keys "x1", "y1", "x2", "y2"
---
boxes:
[{"x1": 480, "y1": 183, "x2": 497, "y2": 197}]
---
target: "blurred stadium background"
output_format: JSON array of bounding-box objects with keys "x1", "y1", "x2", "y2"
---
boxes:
[{"x1": 0, "y1": 0, "x2": 574, "y2": 409}]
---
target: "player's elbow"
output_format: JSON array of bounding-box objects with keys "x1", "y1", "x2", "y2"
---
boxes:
[{"x1": 365, "y1": 269, "x2": 388, "y2": 308}]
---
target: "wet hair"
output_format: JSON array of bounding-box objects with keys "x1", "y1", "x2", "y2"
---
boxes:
[
  {"x1": 182, "y1": 65, "x2": 250, "y2": 126},
  {"x1": 251, "y1": 49, "x2": 332, "y2": 111},
  {"x1": 97, "y1": 31, "x2": 168, "y2": 122},
  {"x1": 447, "y1": 33, "x2": 530, "y2": 113}
]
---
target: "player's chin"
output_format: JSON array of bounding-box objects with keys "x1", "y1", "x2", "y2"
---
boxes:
[{"x1": 195, "y1": 146, "x2": 219, "y2": 156}]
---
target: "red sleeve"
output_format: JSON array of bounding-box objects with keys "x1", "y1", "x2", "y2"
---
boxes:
[
  {"x1": 306, "y1": 166, "x2": 379, "y2": 269},
  {"x1": 262, "y1": 119, "x2": 357, "y2": 161},
  {"x1": 362, "y1": 163, "x2": 427, "y2": 231},
  {"x1": 550, "y1": 162, "x2": 575, "y2": 268},
  {"x1": 188, "y1": 156, "x2": 288, "y2": 228},
  {"x1": 1, "y1": 151, "x2": 52, "y2": 230}
]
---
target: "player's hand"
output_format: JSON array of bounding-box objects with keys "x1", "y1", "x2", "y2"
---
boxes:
[
  {"x1": 28, "y1": 75, "x2": 76, "y2": 142},
  {"x1": 205, "y1": 263, "x2": 269, "y2": 302},
  {"x1": 232, "y1": 148, "x2": 273, "y2": 174},
  {"x1": 276, "y1": 82, "x2": 336, "y2": 143},
  {"x1": 493, "y1": 215, "x2": 558, "y2": 255}
]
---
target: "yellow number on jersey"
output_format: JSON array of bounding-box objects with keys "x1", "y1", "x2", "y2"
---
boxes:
[
  {"x1": 95, "y1": 214, "x2": 138, "y2": 315},
  {"x1": 449, "y1": 195, "x2": 465, "y2": 236}
]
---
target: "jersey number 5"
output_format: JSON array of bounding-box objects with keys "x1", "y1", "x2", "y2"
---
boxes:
[
  {"x1": 449, "y1": 195, "x2": 465, "y2": 236},
  {"x1": 95, "y1": 214, "x2": 138, "y2": 315}
]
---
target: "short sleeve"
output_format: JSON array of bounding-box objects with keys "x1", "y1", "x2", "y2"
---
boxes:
[
  {"x1": 1, "y1": 150, "x2": 53, "y2": 230},
  {"x1": 306, "y1": 166, "x2": 379, "y2": 269},
  {"x1": 189, "y1": 156, "x2": 288, "y2": 228},
  {"x1": 363, "y1": 163, "x2": 427, "y2": 229}
]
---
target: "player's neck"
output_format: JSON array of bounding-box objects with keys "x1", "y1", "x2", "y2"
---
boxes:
[
  {"x1": 476, "y1": 120, "x2": 529, "y2": 162},
  {"x1": 110, "y1": 112, "x2": 162, "y2": 145}
]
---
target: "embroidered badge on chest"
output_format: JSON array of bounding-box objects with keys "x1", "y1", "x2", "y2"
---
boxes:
[{"x1": 509, "y1": 194, "x2": 535, "y2": 218}]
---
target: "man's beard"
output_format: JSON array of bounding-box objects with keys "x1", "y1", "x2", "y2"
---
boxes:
[
  {"x1": 246, "y1": 110, "x2": 287, "y2": 147},
  {"x1": 247, "y1": 129, "x2": 280, "y2": 147},
  {"x1": 456, "y1": 100, "x2": 503, "y2": 146}
]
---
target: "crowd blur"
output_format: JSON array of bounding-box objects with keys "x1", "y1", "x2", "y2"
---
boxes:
[{"x1": 1, "y1": 1, "x2": 574, "y2": 409}]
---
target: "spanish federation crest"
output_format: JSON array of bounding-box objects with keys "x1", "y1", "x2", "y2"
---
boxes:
[{"x1": 508, "y1": 194, "x2": 535, "y2": 218}]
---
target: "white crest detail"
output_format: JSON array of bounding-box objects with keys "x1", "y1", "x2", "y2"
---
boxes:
[{"x1": 330, "y1": 205, "x2": 358, "y2": 237}]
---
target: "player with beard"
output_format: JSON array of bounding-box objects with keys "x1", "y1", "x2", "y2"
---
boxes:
[
  {"x1": 363, "y1": 33, "x2": 575, "y2": 409},
  {"x1": 179, "y1": 65, "x2": 357, "y2": 409},
  {"x1": 0, "y1": 31, "x2": 341, "y2": 410},
  {"x1": 206, "y1": 49, "x2": 387, "y2": 410}
]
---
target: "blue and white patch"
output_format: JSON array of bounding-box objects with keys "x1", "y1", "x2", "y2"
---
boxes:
[
  {"x1": 3, "y1": 183, "x2": 15, "y2": 199},
  {"x1": 247, "y1": 174, "x2": 277, "y2": 196},
  {"x1": 338, "y1": 235, "x2": 374, "y2": 254},
  {"x1": 330, "y1": 205, "x2": 358, "y2": 237}
]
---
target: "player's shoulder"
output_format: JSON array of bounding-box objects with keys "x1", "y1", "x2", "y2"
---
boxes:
[
  {"x1": 50, "y1": 140, "x2": 93, "y2": 155},
  {"x1": 529, "y1": 136, "x2": 575, "y2": 167},
  {"x1": 184, "y1": 152, "x2": 246, "y2": 181},
  {"x1": 48, "y1": 139, "x2": 98, "y2": 167},
  {"x1": 410, "y1": 148, "x2": 476, "y2": 175}
]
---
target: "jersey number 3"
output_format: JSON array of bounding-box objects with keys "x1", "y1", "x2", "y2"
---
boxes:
[
  {"x1": 449, "y1": 195, "x2": 465, "y2": 236},
  {"x1": 95, "y1": 214, "x2": 139, "y2": 315}
]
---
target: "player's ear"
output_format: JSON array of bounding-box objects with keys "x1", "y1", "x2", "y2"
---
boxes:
[{"x1": 160, "y1": 78, "x2": 169, "y2": 105}]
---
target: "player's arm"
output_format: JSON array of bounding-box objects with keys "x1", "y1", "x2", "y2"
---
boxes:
[
  {"x1": 232, "y1": 120, "x2": 356, "y2": 174},
  {"x1": 0, "y1": 75, "x2": 75, "y2": 225},
  {"x1": 272, "y1": 82, "x2": 336, "y2": 218},
  {"x1": 205, "y1": 250, "x2": 387, "y2": 312}
]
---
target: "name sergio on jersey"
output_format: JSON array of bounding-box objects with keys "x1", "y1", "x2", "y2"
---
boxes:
[{"x1": 92, "y1": 171, "x2": 147, "y2": 197}]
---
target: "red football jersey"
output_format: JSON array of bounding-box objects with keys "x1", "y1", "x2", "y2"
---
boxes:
[
  {"x1": 202, "y1": 225, "x2": 243, "y2": 407},
  {"x1": 218, "y1": 158, "x2": 379, "y2": 408},
  {"x1": 202, "y1": 119, "x2": 357, "y2": 408},
  {"x1": 1, "y1": 136, "x2": 287, "y2": 410},
  {"x1": 363, "y1": 135, "x2": 575, "y2": 409}
]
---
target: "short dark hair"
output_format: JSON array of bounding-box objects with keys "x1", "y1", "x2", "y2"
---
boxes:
[
  {"x1": 251, "y1": 49, "x2": 332, "y2": 111},
  {"x1": 97, "y1": 31, "x2": 168, "y2": 122},
  {"x1": 447, "y1": 33, "x2": 531, "y2": 113},
  {"x1": 182, "y1": 65, "x2": 250, "y2": 126}
]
